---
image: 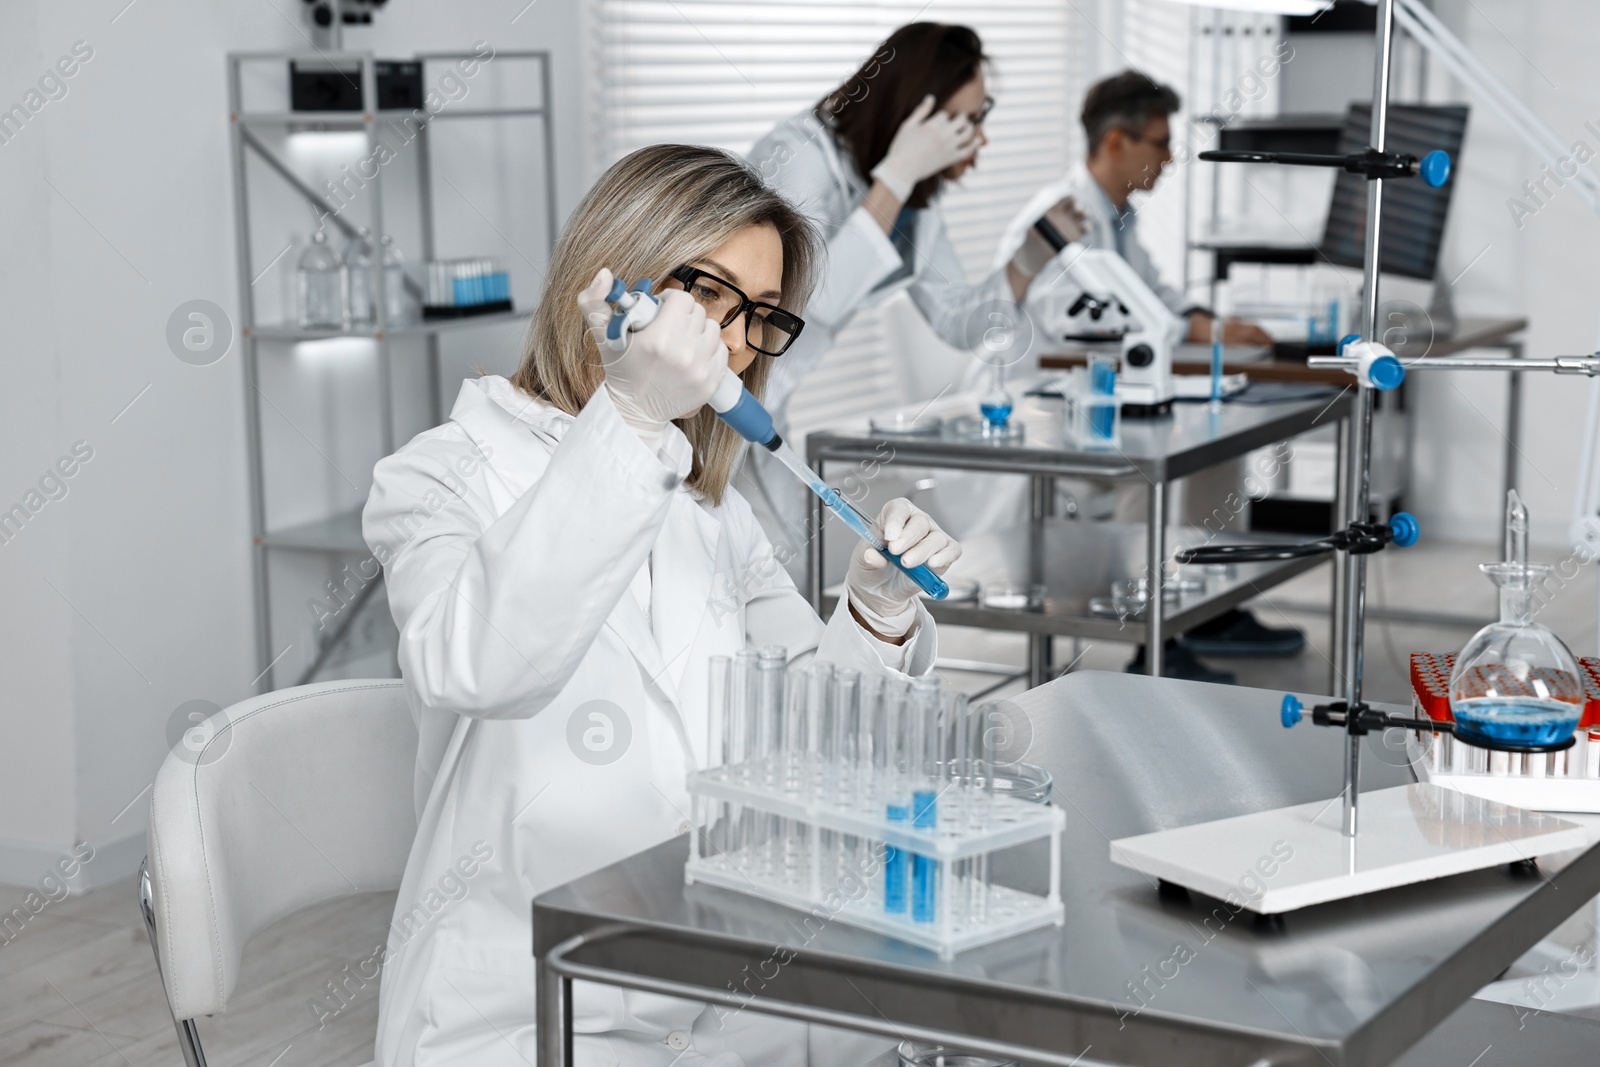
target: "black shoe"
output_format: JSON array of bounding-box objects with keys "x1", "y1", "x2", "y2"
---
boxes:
[
  {"x1": 1180, "y1": 609, "x2": 1305, "y2": 658},
  {"x1": 1125, "y1": 640, "x2": 1236, "y2": 685}
]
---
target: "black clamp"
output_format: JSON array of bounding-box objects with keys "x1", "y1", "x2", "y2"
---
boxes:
[
  {"x1": 1174, "y1": 513, "x2": 1418, "y2": 566},
  {"x1": 1196, "y1": 148, "x2": 1452, "y2": 188}
]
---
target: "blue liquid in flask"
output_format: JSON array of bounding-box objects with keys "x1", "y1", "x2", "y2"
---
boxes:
[
  {"x1": 1452, "y1": 697, "x2": 1581, "y2": 748},
  {"x1": 980, "y1": 401, "x2": 1012, "y2": 427}
]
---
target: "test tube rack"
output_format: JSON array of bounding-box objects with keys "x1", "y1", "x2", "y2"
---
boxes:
[
  {"x1": 1408, "y1": 651, "x2": 1600, "y2": 811},
  {"x1": 685, "y1": 653, "x2": 1064, "y2": 960},
  {"x1": 685, "y1": 757, "x2": 1065, "y2": 959}
]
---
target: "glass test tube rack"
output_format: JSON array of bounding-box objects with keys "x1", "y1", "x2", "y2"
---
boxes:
[
  {"x1": 1408, "y1": 651, "x2": 1600, "y2": 811},
  {"x1": 684, "y1": 653, "x2": 1065, "y2": 960}
]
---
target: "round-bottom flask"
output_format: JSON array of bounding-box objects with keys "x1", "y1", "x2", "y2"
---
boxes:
[{"x1": 1449, "y1": 561, "x2": 1583, "y2": 750}]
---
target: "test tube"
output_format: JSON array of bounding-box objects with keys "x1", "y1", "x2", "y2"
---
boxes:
[
  {"x1": 730, "y1": 649, "x2": 759, "y2": 869},
  {"x1": 971, "y1": 700, "x2": 999, "y2": 926},
  {"x1": 948, "y1": 692, "x2": 972, "y2": 925},
  {"x1": 832, "y1": 669, "x2": 861, "y2": 878},
  {"x1": 882, "y1": 680, "x2": 910, "y2": 915},
  {"x1": 705, "y1": 655, "x2": 730, "y2": 859},
  {"x1": 805, "y1": 661, "x2": 833, "y2": 784},
  {"x1": 833, "y1": 668, "x2": 860, "y2": 791},
  {"x1": 756, "y1": 647, "x2": 787, "y2": 874},
  {"x1": 856, "y1": 674, "x2": 882, "y2": 808},
  {"x1": 909, "y1": 677, "x2": 940, "y2": 924}
]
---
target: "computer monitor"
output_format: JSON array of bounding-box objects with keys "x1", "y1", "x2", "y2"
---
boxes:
[{"x1": 1319, "y1": 103, "x2": 1469, "y2": 281}]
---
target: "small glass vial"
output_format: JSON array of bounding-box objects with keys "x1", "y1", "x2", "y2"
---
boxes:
[
  {"x1": 297, "y1": 229, "x2": 342, "y2": 329},
  {"x1": 380, "y1": 235, "x2": 412, "y2": 325}
]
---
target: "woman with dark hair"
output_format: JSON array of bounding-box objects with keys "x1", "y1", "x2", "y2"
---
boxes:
[{"x1": 743, "y1": 23, "x2": 1084, "y2": 559}]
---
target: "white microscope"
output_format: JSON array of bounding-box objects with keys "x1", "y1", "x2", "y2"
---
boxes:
[{"x1": 1031, "y1": 218, "x2": 1185, "y2": 415}]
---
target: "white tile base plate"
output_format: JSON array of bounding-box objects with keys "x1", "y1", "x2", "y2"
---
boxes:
[{"x1": 1109, "y1": 784, "x2": 1591, "y2": 914}]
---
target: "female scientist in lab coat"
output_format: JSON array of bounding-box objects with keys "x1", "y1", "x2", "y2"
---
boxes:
[
  {"x1": 741, "y1": 21, "x2": 1085, "y2": 557},
  {"x1": 362, "y1": 144, "x2": 960, "y2": 1067}
]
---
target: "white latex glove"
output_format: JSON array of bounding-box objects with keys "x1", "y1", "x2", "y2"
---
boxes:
[
  {"x1": 845, "y1": 498, "x2": 962, "y2": 639},
  {"x1": 577, "y1": 269, "x2": 728, "y2": 452},
  {"x1": 1011, "y1": 196, "x2": 1090, "y2": 277},
  {"x1": 870, "y1": 95, "x2": 980, "y2": 203}
]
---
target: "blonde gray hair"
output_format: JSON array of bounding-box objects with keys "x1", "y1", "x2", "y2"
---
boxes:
[{"x1": 513, "y1": 144, "x2": 819, "y2": 505}]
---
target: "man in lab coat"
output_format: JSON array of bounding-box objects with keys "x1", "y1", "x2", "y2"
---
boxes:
[{"x1": 996, "y1": 71, "x2": 1304, "y2": 680}]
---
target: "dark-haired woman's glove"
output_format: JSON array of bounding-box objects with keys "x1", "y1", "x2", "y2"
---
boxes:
[{"x1": 869, "y1": 95, "x2": 980, "y2": 202}]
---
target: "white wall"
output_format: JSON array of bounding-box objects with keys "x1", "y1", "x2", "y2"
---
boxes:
[
  {"x1": 0, "y1": 0, "x2": 590, "y2": 888},
  {"x1": 1415, "y1": 0, "x2": 1600, "y2": 547}
]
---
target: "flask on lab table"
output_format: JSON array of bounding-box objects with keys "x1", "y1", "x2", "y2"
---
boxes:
[{"x1": 1448, "y1": 490, "x2": 1583, "y2": 750}]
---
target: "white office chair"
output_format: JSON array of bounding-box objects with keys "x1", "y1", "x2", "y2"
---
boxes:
[{"x1": 140, "y1": 679, "x2": 417, "y2": 1067}]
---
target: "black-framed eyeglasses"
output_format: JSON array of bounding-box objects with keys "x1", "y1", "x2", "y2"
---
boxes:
[
  {"x1": 969, "y1": 94, "x2": 996, "y2": 127},
  {"x1": 1121, "y1": 128, "x2": 1171, "y2": 151},
  {"x1": 668, "y1": 264, "x2": 806, "y2": 357}
]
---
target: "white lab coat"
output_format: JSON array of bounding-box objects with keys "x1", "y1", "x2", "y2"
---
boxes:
[
  {"x1": 987, "y1": 165, "x2": 1193, "y2": 365},
  {"x1": 750, "y1": 109, "x2": 1015, "y2": 418},
  {"x1": 740, "y1": 111, "x2": 1016, "y2": 563},
  {"x1": 364, "y1": 374, "x2": 935, "y2": 1067}
]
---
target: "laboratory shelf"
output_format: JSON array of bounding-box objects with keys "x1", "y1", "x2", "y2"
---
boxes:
[
  {"x1": 260, "y1": 508, "x2": 367, "y2": 553},
  {"x1": 250, "y1": 308, "x2": 531, "y2": 342},
  {"x1": 235, "y1": 107, "x2": 548, "y2": 130},
  {"x1": 230, "y1": 49, "x2": 556, "y2": 690}
]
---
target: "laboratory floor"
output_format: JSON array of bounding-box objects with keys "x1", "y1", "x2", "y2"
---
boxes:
[{"x1": 4, "y1": 540, "x2": 1597, "y2": 1067}]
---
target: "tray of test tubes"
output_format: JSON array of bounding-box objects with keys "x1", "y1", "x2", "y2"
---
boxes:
[
  {"x1": 1407, "y1": 651, "x2": 1600, "y2": 811},
  {"x1": 685, "y1": 651, "x2": 1065, "y2": 960}
]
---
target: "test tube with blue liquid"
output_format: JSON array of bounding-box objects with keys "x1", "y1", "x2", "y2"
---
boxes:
[
  {"x1": 909, "y1": 677, "x2": 941, "y2": 924},
  {"x1": 882, "y1": 681, "x2": 910, "y2": 915}
]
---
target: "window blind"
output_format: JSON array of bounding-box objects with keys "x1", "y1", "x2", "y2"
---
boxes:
[{"x1": 591, "y1": 0, "x2": 1080, "y2": 435}]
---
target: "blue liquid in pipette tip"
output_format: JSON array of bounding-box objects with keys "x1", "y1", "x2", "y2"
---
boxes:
[
  {"x1": 910, "y1": 790, "x2": 938, "y2": 923},
  {"x1": 884, "y1": 803, "x2": 909, "y2": 914},
  {"x1": 1452, "y1": 698, "x2": 1582, "y2": 748},
  {"x1": 980, "y1": 402, "x2": 1012, "y2": 427}
]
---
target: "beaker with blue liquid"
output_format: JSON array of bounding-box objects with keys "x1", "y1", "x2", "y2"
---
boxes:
[
  {"x1": 1065, "y1": 353, "x2": 1120, "y2": 450},
  {"x1": 1448, "y1": 491, "x2": 1583, "y2": 750}
]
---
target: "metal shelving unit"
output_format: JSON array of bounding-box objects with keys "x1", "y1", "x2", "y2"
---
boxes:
[{"x1": 226, "y1": 50, "x2": 557, "y2": 692}]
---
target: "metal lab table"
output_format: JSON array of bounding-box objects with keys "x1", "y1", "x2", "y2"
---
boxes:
[
  {"x1": 821, "y1": 519, "x2": 1330, "y2": 688},
  {"x1": 533, "y1": 672, "x2": 1600, "y2": 1067},
  {"x1": 805, "y1": 385, "x2": 1352, "y2": 681}
]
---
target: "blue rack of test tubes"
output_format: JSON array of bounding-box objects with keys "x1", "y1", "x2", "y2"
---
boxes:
[{"x1": 685, "y1": 651, "x2": 1065, "y2": 959}]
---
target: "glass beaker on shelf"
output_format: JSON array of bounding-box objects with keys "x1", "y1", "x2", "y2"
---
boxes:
[
  {"x1": 381, "y1": 235, "x2": 415, "y2": 325},
  {"x1": 1448, "y1": 490, "x2": 1583, "y2": 750},
  {"x1": 297, "y1": 229, "x2": 343, "y2": 329}
]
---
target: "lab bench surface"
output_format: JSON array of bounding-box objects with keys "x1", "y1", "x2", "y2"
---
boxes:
[{"x1": 533, "y1": 671, "x2": 1600, "y2": 1067}]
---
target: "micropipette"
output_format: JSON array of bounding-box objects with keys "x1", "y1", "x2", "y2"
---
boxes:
[{"x1": 603, "y1": 277, "x2": 949, "y2": 600}]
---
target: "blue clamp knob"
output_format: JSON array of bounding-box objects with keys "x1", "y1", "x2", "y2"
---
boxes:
[
  {"x1": 1368, "y1": 354, "x2": 1406, "y2": 391},
  {"x1": 630, "y1": 277, "x2": 654, "y2": 295},
  {"x1": 1336, "y1": 333, "x2": 1362, "y2": 356},
  {"x1": 605, "y1": 277, "x2": 627, "y2": 303},
  {"x1": 1281, "y1": 694, "x2": 1303, "y2": 729},
  {"x1": 1389, "y1": 511, "x2": 1420, "y2": 548},
  {"x1": 1419, "y1": 150, "x2": 1452, "y2": 188}
]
